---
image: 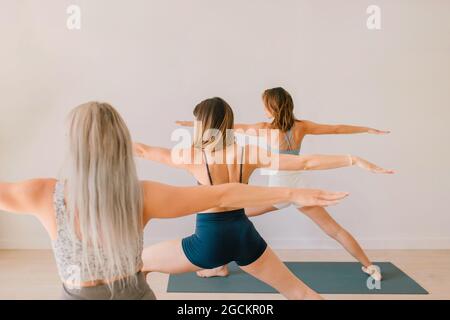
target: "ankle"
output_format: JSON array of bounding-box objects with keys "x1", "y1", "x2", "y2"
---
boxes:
[{"x1": 304, "y1": 289, "x2": 323, "y2": 300}]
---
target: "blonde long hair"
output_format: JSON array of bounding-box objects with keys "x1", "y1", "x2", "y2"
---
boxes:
[{"x1": 65, "y1": 102, "x2": 143, "y2": 288}]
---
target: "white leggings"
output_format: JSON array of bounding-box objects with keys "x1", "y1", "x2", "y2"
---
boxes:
[{"x1": 265, "y1": 170, "x2": 303, "y2": 209}]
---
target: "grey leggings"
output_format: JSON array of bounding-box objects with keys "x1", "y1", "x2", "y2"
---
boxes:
[{"x1": 60, "y1": 272, "x2": 156, "y2": 300}]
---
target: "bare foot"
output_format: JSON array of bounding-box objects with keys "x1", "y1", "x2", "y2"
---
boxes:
[
  {"x1": 196, "y1": 266, "x2": 229, "y2": 278},
  {"x1": 362, "y1": 265, "x2": 383, "y2": 281}
]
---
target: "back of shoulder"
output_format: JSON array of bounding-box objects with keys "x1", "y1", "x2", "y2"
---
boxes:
[
  {"x1": 0, "y1": 178, "x2": 57, "y2": 217},
  {"x1": 30, "y1": 179, "x2": 58, "y2": 208},
  {"x1": 17, "y1": 179, "x2": 57, "y2": 201},
  {"x1": 296, "y1": 120, "x2": 314, "y2": 134}
]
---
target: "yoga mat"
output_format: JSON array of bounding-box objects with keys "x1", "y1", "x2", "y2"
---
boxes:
[{"x1": 167, "y1": 262, "x2": 428, "y2": 294}]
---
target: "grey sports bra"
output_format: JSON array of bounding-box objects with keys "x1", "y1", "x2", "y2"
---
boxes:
[{"x1": 269, "y1": 128, "x2": 300, "y2": 155}]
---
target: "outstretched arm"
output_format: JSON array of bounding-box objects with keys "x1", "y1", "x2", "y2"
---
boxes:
[
  {"x1": 233, "y1": 122, "x2": 268, "y2": 131},
  {"x1": 134, "y1": 142, "x2": 187, "y2": 169},
  {"x1": 276, "y1": 154, "x2": 394, "y2": 174},
  {"x1": 142, "y1": 181, "x2": 348, "y2": 223},
  {"x1": 0, "y1": 179, "x2": 55, "y2": 216},
  {"x1": 303, "y1": 120, "x2": 389, "y2": 135},
  {"x1": 175, "y1": 120, "x2": 194, "y2": 127},
  {"x1": 253, "y1": 145, "x2": 394, "y2": 174},
  {"x1": 176, "y1": 120, "x2": 269, "y2": 135}
]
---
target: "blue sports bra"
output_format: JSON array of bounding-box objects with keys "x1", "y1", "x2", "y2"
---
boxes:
[{"x1": 269, "y1": 128, "x2": 300, "y2": 155}]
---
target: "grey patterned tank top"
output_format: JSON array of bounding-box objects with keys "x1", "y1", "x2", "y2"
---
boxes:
[{"x1": 51, "y1": 181, "x2": 143, "y2": 283}]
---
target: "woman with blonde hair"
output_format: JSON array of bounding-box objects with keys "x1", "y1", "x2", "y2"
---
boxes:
[
  {"x1": 135, "y1": 97, "x2": 392, "y2": 299},
  {"x1": 0, "y1": 101, "x2": 349, "y2": 300}
]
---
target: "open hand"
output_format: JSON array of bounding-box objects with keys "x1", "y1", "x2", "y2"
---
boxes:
[
  {"x1": 355, "y1": 157, "x2": 395, "y2": 174},
  {"x1": 292, "y1": 189, "x2": 349, "y2": 207},
  {"x1": 368, "y1": 128, "x2": 390, "y2": 135}
]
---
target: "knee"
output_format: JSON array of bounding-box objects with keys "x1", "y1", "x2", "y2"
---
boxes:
[
  {"x1": 141, "y1": 262, "x2": 153, "y2": 273},
  {"x1": 141, "y1": 252, "x2": 157, "y2": 273}
]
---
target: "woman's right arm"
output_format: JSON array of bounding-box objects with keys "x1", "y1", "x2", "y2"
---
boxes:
[
  {"x1": 0, "y1": 179, "x2": 55, "y2": 216},
  {"x1": 250, "y1": 144, "x2": 394, "y2": 174},
  {"x1": 134, "y1": 142, "x2": 188, "y2": 169},
  {"x1": 274, "y1": 153, "x2": 395, "y2": 174},
  {"x1": 142, "y1": 181, "x2": 348, "y2": 223},
  {"x1": 176, "y1": 120, "x2": 269, "y2": 133},
  {"x1": 233, "y1": 122, "x2": 268, "y2": 131}
]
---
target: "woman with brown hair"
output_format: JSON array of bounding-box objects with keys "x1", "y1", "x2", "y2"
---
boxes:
[
  {"x1": 178, "y1": 88, "x2": 390, "y2": 281},
  {"x1": 135, "y1": 97, "x2": 392, "y2": 299}
]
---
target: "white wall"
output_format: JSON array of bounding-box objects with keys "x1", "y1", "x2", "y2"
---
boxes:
[{"x1": 1, "y1": 0, "x2": 449, "y2": 249}]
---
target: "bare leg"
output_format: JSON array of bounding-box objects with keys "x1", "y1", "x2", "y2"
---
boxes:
[
  {"x1": 197, "y1": 205, "x2": 280, "y2": 278},
  {"x1": 240, "y1": 247, "x2": 322, "y2": 300},
  {"x1": 142, "y1": 239, "x2": 200, "y2": 276},
  {"x1": 298, "y1": 206, "x2": 371, "y2": 267}
]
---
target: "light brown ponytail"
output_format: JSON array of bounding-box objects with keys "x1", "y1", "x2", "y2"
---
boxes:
[{"x1": 262, "y1": 87, "x2": 296, "y2": 132}]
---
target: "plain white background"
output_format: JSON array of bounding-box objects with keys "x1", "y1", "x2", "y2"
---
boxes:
[{"x1": 1, "y1": 0, "x2": 449, "y2": 250}]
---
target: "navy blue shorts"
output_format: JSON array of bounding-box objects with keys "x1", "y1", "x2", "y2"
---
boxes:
[{"x1": 181, "y1": 209, "x2": 268, "y2": 269}]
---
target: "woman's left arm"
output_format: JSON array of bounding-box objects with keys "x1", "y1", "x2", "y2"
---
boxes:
[
  {"x1": 279, "y1": 154, "x2": 395, "y2": 174},
  {"x1": 254, "y1": 145, "x2": 394, "y2": 174},
  {"x1": 303, "y1": 120, "x2": 390, "y2": 135}
]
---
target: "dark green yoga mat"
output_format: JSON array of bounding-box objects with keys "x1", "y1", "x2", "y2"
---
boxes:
[{"x1": 167, "y1": 262, "x2": 428, "y2": 294}]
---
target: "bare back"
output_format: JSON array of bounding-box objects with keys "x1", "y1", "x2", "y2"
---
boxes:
[{"x1": 184, "y1": 144, "x2": 259, "y2": 213}]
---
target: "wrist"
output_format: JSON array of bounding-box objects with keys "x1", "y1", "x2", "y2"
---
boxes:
[
  {"x1": 285, "y1": 187, "x2": 294, "y2": 203},
  {"x1": 139, "y1": 146, "x2": 148, "y2": 158}
]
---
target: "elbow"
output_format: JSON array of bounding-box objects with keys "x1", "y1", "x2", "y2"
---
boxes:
[
  {"x1": 302, "y1": 159, "x2": 316, "y2": 171},
  {"x1": 333, "y1": 126, "x2": 343, "y2": 134},
  {"x1": 303, "y1": 162, "x2": 312, "y2": 171}
]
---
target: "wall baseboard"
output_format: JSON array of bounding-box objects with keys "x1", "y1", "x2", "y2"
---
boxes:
[{"x1": 2, "y1": 237, "x2": 450, "y2": 250}]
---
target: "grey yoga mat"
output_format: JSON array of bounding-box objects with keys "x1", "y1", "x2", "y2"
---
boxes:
[{"x1": 167, "y1": 262, "x2": 428, "y2": 294}]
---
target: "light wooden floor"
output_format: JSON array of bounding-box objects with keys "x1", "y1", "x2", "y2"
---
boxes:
[{"x1": 1, "y1": 249, "x2": 449, "y2": 300}]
